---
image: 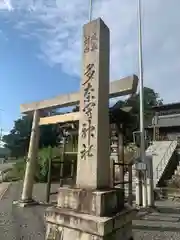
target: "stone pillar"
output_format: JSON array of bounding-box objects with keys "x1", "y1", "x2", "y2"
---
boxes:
[
  {"x1": 118, "y1": 125, "x2": 124, "y2": 190},
  {"x1": 21, "y1": 110, "x2": 40, "y2": 204},
  {"x1": 153, "y1": 112, "x2": 158, "y2": 141},
  {"x1": 128, "y1": 164, "x2": 133, "y2": 205},
  {"x1": 110, "y1": 123, "x2": 119, "y2": 188},
  {"x1": 142, "y1": 171, "x2": 147, "y2": 207},
  {"x1": 147, "y1": 155, "x2": 154, "y2": 207},
  {"x1": 135, "y1": 171, "x2": 142, "y2": 206},
  {"x1": 76, "y1": 18, "x2": 110, "y2": 189},
  {"x1": 45, "y1": 18, "x2": 136, "y2": 240}
]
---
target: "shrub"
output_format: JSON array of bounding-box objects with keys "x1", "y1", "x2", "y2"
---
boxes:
[
  {"x1": 37, "y1": 147, "x2": 53, "y2": 182},
  {"x1": 5, "y1": 146, "x2": 77, "y2": 183}
]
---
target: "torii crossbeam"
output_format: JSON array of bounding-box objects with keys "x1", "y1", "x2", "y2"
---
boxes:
[{"x1": 20, "y1": 75, "x2": 138, "y2": 114}]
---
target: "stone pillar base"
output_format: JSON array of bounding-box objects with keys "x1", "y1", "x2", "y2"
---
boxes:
[
  {"x1": 45, "y1": 187, "x2": 137, "y2": 240},
  {"x1": 46, "y1": 208, "x2": 135, "y2": 239},
  {"x1": 13, "y1": 199, "x2": 39, "y2": 208}
]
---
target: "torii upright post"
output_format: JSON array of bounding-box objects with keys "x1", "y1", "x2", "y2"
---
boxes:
[{"x1": 21, "y1": 110, "x2": 40, "y2": 205}]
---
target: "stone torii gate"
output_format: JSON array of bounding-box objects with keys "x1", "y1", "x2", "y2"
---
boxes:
[{"x1": 19, "y1": 76, "x2": 138, "y2": 206}]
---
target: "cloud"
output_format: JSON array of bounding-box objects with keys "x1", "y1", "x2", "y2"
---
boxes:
[
  {"x1": 1, "y1": 0, "x2": 180, "y2": 103},
  {"x1": 0, "y1": 0, "x2": 13, "y2": 11}
]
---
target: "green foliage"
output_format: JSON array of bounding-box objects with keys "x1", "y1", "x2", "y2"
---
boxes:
[
  {"x1": 4, "y1": 144, "x2": 77, "y2": 183},
  {"x1": 37, "y1": 147, "x2": 54, "y2": 182},
  {"x1": 3, "y1": 116, "x2": 59, "y2": 158},
  {"x1": 36, "y1": 146, "x2": 77, "y2": 182},
  {"x1": 114, "y1": 87, "x2": 164, "y2": 143},
  {"x1": 3, "y1": 115, "x2": 32, "y2": 157},
  {"x1": 124, "y1": 87, "x2": 163, "y2": 126}
]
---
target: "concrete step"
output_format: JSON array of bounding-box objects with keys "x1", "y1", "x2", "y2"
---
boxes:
[
  {"x1": 133, "y1": 210, "x2": 180, "y2": 231},
  {"x1": 143, "y1": 213, "x2": 180, "y2": 222},
  {"x1": 133, "y1": 219, "x2": 180, "y2": 231}
]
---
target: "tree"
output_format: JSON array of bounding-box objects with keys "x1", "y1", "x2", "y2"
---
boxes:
[
  {"x1": 123, "y1": 87, "x2": 163, "y2": 128},
  {"x1": 113, "y1": 87, "x2": 163, "y2": 143},
  {"x1": 3, "y1": 115, "x2": 59, "y2": 157},
  {"x1": 3, "y1": 115, "x2": 32, "y2": 157}
]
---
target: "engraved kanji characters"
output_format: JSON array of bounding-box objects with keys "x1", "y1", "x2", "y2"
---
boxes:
[
  {"x1": 81, "y1": 123, "x2": 95, "y2": 138},
  {"x1": 83, "y1": 102, "x2": 96, "y2": 121},
  {"x1": 83, "y1": 63, "x2": 96, "y2": 121},
  {"x1": 90, "y1": 32, "x2": 98, "y2": 51},
  {"x1": 83, "y1": 63, "x2": 95, "y2": 85},
  {"x1": 80, "y1": 144, "x2": 93, "y2": 160},
  {"x1": 84, "y1": 35, "x2": 90, "y2": 53},
  {"x1": 84, "y1": 33, "x2": 98, "y2": 53},
  {"x1": 81, "y1": 34, "x2": 98, "y2": 160}
]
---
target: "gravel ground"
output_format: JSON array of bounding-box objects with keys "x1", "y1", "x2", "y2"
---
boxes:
[
  {"x1": 0, "y1": 181, "x2": 58, "y2": 240},
  {"x1": 0, "y1": 182, "x2": 180, "y2": 240},
  {"x1": 134, "y1": 230, "x2": 180, "y2": 240}
]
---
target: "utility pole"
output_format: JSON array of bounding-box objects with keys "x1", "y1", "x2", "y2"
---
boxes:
[
  {"x1": 137, "y1": 0, "x2": 147, "y2": 207},
  {"x1": 89, "y1": 0, "x2": 93, "y2": 22}
]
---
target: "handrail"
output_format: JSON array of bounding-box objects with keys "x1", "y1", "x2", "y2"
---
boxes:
[{"x1": 155, "y1": 140, "x2": 177, "y2": 181}]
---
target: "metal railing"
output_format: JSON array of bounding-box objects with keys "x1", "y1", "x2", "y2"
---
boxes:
[
  {"x1": 155, "y1": 140, "x2": 177, "y2": 183},
  {"x1": 46, "y1": 156, "x2": 76, "y2": 203},
  {"x1": 113, "y1": 160, "x2": 133, "y2": 205}
]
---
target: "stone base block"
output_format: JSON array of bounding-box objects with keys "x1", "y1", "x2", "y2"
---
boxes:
[
  {"x1": 57, "y1": 187, "x2": 124, "y2": 216},
  {"x1": 13, "y1": 199, "x2": 39, "y2": 208},
  {"x1": 46, "y1": 222, "x2": 133, "y2": 240},
  {"x1": 45, "y1": 206, "x2": 137, "y2": 240}
]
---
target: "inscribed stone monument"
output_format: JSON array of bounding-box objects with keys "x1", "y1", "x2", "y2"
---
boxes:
[
  {"x1": 76, "y1": 18, "x2": 110, "y2": 189},
  {"x1": 45, "y1": 18, "x2": 136, "y2": 240}
]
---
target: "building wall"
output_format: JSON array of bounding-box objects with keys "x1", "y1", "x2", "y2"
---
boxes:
[
  {"x1": 157, "y1": 114, "x2": 180, "y2": 127},
  {"x1": 149, "y1": 110, "x2": 180, "y2": 141}
]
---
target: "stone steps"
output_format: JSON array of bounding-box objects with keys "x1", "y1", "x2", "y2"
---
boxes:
[{"x1": 133, "y1": 211, "x2": 180, "y2": 232}]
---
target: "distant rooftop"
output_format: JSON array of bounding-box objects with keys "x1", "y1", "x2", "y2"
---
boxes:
[{"x1": 152, "y1": 102, "x2": 180, "y2": 111}]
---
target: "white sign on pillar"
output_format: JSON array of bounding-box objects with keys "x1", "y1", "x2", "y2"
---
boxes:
[{"x1": 76, "y1": 18, "x2": 110, "y2": 189}]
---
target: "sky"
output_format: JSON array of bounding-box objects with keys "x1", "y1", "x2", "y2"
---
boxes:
[{"x1": 0, "y1": 0, "x2": 180, "y2": 135}]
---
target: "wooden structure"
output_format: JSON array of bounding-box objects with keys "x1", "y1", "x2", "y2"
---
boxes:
[{"x1": 146, "y1": 102, "x2": 180, "y2": 142}]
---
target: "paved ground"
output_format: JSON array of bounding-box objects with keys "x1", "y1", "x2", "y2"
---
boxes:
[
  {"x1": 0, "y1": 182, "x2": 11, "y2": 198},
  {"x1": 0, "y1": 181, "x2": 57, "y2": 240},
  {"x1": 1, "y1": 182, "x2": 180, "y2": 239}
]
